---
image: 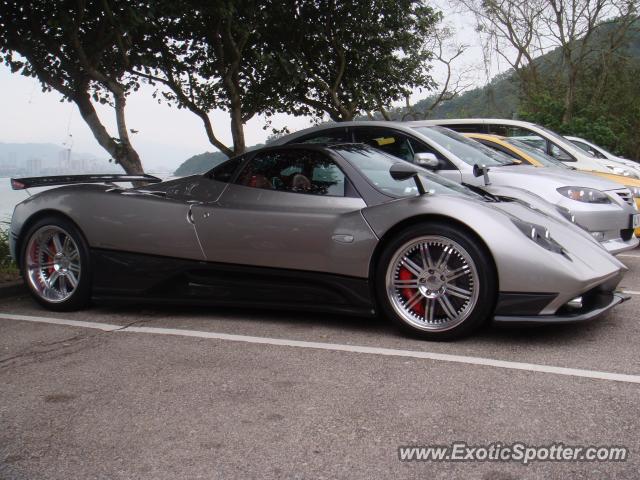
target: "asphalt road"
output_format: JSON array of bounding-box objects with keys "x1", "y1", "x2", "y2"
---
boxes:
[{"x1": 1, "y1": 253, "x2": 639, "y2": 479}]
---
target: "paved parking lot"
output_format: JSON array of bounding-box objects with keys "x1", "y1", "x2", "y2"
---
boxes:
[{"x1": 1, "y1": 252, "x2": 639, "y2": 479}]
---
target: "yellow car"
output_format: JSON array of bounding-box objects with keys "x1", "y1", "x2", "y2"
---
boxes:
[{"x1": 465, "y1": 133, "x2": 640, "y2": 237}]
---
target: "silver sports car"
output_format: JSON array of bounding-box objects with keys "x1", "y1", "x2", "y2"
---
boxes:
[
  {"x1": 273, "y1": 122, "x2": 639, "y2": 255},
  {"x1": 9, "y1": 144, "x2": 628, "y2": 339}
]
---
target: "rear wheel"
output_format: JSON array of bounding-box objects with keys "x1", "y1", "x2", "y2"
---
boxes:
[
  {"x1": 375, "y1": 222, "x2": 496, "y2": 340},
  {"x1": 21, "y1": 217, "x2": 91, "y2": 311}
]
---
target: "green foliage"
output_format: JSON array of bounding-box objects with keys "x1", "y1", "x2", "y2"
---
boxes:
[
  {"x1": 139, "y1": 0, "x2": 442, "y2": 157},
  {"x1": 396, "y1": 18, "x2": 640, "y2": 160},
  {"x1": 0, "y1": 223, "x2": 17, "y2": 274},
  {"x1": 362, "y1": 70, "x2": 521, "y2": 121},
  {"x1": 271, "y1": 0, "x2": 441, "y2": 120},
  {"x1": 519, "y1": 42, "x2": 640, "y2": 159}
]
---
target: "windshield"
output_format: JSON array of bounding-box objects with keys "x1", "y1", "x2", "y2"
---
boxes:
[
  {"x1": 536, "y1": 125, "x2": 580, "y2": 150},
  {"x1": 504, "y1": 138, "x2": 570, "y2": 169},
  {"x1": 570, "y1": 138, "x2": 613, "y2": 158},
  {"x1": 412, "y1": 126, "x2": 515, "y2": 167},
  {"x1": 332, "y1": 144, "x2": 482, "y2": 199}
]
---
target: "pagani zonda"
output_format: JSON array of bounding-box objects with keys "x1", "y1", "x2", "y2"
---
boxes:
[{"x1": 9, "y1": 144, "x2": 629, "y2": 339}]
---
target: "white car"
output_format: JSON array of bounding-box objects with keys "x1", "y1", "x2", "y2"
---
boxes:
[
  {"x1": 425, "y1": 118, "x2": 639, "y2": 179},
  {"x1": 565, "y1": 136, "x2": 640, "y2": 178}
]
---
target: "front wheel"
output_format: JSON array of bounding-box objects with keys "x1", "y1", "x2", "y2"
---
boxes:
[
  {"x1": 21, "y1": 216, "x2": 91, "y2": 311},
  {"x1": 375, "y1": 223, "x2": 497, "y2": 340}
]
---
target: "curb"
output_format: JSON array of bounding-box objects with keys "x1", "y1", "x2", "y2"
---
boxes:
[{"x1": 0, "y1": 281, "x2": 25, "y2": 299}]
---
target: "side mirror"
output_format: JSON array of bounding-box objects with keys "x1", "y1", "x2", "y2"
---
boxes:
[
  {"x1": 473, "y1": 163, "x2": 491, "y2": 185},
  {"x1": 414, "y1": 152, "x2": 439, "y2": 169},
  {"x1": 389, "y1": 162, "x2": 426, "y2": 195}
]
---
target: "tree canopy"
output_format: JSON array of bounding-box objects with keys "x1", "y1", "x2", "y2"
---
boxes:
[
  {"x1": 269, "y1": 0, "x2": 441, "y2": 121},
  {"x1": 1, "y1": 0, "x2": 443, "y2": 168},
  {"x1": 0, "y1": 0, "x2": 154, "y2": 174}
]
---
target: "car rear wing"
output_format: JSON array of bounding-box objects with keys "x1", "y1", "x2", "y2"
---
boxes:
[{"x1": 10, "y1": 174, "x2": 163, "y2": 190}]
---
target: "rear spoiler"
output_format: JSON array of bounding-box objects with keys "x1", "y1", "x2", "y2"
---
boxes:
[{"x1": 10, "y1": 174, "x2": 162, "y2": 190}]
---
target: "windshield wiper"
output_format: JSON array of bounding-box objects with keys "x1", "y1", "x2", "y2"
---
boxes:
[{"x1": 461, "y1": 183, "x2": 500, "y2": 202}]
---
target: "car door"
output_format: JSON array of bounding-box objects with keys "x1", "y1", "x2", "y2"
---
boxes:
[{"x1": 191, "y1": 148, "x2": 376, "y2": 278}]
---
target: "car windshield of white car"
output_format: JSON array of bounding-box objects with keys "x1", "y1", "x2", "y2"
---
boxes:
[
  {"x1": 333, "y1": 144, "x2": 483, "y2": 199},
  {"x1": 537, "y1": 125, "x2": 578, "y2": 149},
  {"x1": 412, "y1": 126, "x2": 515, "y2": 167}
]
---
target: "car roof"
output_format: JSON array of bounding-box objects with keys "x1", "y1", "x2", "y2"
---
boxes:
[
  {"x1": 463, "y1": 132, "x2": 506, "y2": 141},
  {"x1": 464, "y1": 134, "x2": 543, "y2": 167},
  {"x1": 269, "y1": 120, "x2": 428, "y2": 145},
  {"x1": 414, "y1": 118, "x2": 539, "y2": 128}
]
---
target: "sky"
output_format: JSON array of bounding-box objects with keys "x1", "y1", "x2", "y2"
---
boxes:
[{"x1": 0, "y1": 1, "x2": 491, "y2": 173}]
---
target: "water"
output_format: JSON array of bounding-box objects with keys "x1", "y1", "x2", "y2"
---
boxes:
[{"x1": 0, "y1": 178, "x2": 37, "y2": 226}]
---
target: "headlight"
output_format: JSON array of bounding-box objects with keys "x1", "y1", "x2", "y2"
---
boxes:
[
  {"x1": 609, "y1": 165, "x2": 630, "y2": 176},
  {"x1": 629, "y1": 186, "x2": 640, "y2": 198},
  {"x1": 511, "y1": 218, "x2": 564, "y2": 254},
  {"x1": 608, "y1": 166, "x2": 639, "y2": 178},
  {"x1": 557, "y1": 186, "x2": 611, "y2": 204},
  {"x1": 556, "y1": 206, "x2": 576, "y2": 223}
]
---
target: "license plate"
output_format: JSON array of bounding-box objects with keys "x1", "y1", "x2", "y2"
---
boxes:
[{"x1": 633, "y1": 214, "x2": 640, "y2": 229}]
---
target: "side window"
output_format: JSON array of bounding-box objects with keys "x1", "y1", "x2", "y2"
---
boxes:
[
  {"x1": 549, "y1": 143, "x2": 575, "y2": 162},
  {"x1": 296, "y1": 128, "x2": 350, "y2": 144},
  {"x1": 353, "y1": 128, "x2": 416, "y2": 162},
  {"x1": 407, "y1": 137, "x2": 451, "y2": 166},
  {"x1": 573, "y1": 140, "x2": 606, "y2": 159},
  {"x1": 235, "y1": 150, "x2": 346, "y2": 196},
  {"x1": 498, "y1": 128, "x2": 547, "y2": 151},
  {"x1": 353, "y1": 127, "x2": 455, "y2": 170},
  {"x1": 488, "y1": 125, "x2": 535, "y2": 138},
  {"x1": 478, "y1": 140, "x2": 523, "y2": 162},
  {"x1": 210, "y1": 157, "x2": 243, "y2": 183}
]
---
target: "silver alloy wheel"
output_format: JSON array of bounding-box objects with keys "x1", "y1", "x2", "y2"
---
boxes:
[
  {"x1": 25, "y1": 226, "x2": 81, "y2": 303},
  {"x1": 385, "y1": 235, "x2": 480, "y2": 332}
]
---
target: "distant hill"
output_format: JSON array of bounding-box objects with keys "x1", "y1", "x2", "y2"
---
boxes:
[
  {"x1": 174, "y1": 144, "x2": 264, "y2": 176},
  {"x1": 174, "y1": 151, "x2": 229, "y2": 176},
  {"x1": 378, "y1": 18, "x2": 640, "y2": 121}
]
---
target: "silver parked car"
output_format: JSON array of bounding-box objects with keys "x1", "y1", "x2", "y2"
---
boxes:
[
  {"x1": 9, "y1": 144, "x2": 629, "y2": 340},
  {"x1": 565, "y1": 136, "x2": 640, "y2": 178},
  {"x1": 273, "y1": 121, "x2": 639, "y2": 254}
]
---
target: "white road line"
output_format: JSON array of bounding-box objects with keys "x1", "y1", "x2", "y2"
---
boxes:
[
  {"x1": 618, "y1": 254, "x2": 640, "y2": 258},
  {"x1": 0, "y1": 313, "x2": 121, "y2": 331},
  {"x1": 622, "y1": 290, "x2": 640, "y2": 295},
  {"x1": 2, "y1": 312, "x2": 640, "y2": 385}
]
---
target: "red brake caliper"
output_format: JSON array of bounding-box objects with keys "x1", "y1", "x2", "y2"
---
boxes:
[
  {"x1": 47, "y1": 238, "x2": 55, "y2": 276},
  {"x1": 398, "y1": 266, "x2": 424, "y2": 316}
]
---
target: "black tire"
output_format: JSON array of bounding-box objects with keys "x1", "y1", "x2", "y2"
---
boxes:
[
  {"x1": 20, "y1": 215, "x2": 92, "y2": 311},
  {"x1": 375, "y1": 221, "x2": 497, "y2": 340}
]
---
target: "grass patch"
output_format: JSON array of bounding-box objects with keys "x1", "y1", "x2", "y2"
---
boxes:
[{"x1": 0, "y1": 222, "x2": 20, "y2": 283}]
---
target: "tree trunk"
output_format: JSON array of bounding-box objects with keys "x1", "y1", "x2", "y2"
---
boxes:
[
  {"x1": 113, "y1": 93, "x2": 144, "y2": 175},
  {"x1": 230, "y1": 101, "x2": 246, "y2": 155},
  {"x1": 73, "y1": 90, "x2": 144, "y2": 175},
  {"x1": 562, "y1": 71, "x2": 577, "y2": 124}
]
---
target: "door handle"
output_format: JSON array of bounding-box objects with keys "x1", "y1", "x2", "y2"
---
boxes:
[
  {"x1": 332, "y1": 234, "x2": 354, "y2": 244},
  {"x1": 187, "y1": 205, "x2": 196, "y2": 224}
]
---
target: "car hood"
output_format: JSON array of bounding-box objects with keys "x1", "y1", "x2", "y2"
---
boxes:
[{"x1": 489, "y1": 165, "x2": 623, "y2": 191}]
